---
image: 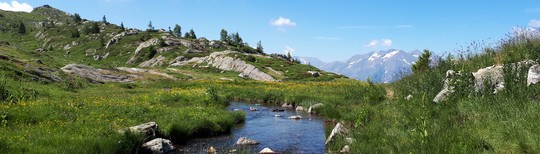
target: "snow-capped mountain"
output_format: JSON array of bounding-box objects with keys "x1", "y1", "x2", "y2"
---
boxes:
[{"x1": 298, "y1": 49, "x2": 436, "y2": 83}]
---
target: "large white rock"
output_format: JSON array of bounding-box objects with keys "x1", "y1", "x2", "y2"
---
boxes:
[
  {"x1": 259, "y1": 147, "x2": 277, "y2": 154},
  {"x1": 118, "y1": 122, "x2": 158, "y2": 138},
  {"x1": 282, "y1": 103, "x2": 293, "y2": 108},
  {"x1": 207, "y1": 146, "x2": 217, "y2": 153},
  {"x1": 528, "y1": 64, "x2": 540, "y2": 86},
  {"x1": 472, "y1": 65, "x2": 504, "y2": 93},
  {"x1": 105, "y1": 32, "x2": 125, "y2": 49},
  {"x1": 295, "y1": 106, "x2": 305, "y2": 112},
  {"x1": 325, "y1": 123, "x2": 348, "y2": 145},
  {"x1": 176, "y1": 51, "x2": 276, "y2": 81},
  {"x1": 433, "y1": 70, "x2": 460, "y2": 103},
  {"x1": 141, "y1": 138, "x2": 175, "y2": 154},
  {"x1": 288, "y1": 115, "x2": 302, "y2": 119},
  {"x1": 139, "y1": 55, "x2": 166, "y2": 67},
  {"x1": 236, "y1": 137, "x2": 259, "y2": 145},
  {"x1": 308, "y1": 103, "x2": 324, "y2": 114},
  {"x1": 126, "y1": 38, "x2": 160, "y2": 64},
  {"x1": 61, "y1": 64, "x2": 136, "y2": 83},
  {"x1": 116, "y1": 67, "x2": 175, "y2": 79},
  {"x1": 340, "y1": 145, "x2": 350, "y2": 153}
]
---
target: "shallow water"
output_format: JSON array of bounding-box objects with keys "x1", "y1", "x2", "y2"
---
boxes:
[{"x1": 178, "y1": 102, "x2": 326, "y2": 153}]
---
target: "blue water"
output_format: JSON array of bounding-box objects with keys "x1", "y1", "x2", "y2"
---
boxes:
[{"x1": 179, "y1": 102, "x2": 326, "y2": 153}]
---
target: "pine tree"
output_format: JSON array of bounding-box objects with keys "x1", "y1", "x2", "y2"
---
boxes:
[
  {"x1": 412, "y1": 49, "x2": 432, "y2": 73},
  {"x1": 173, "y1": 24, "x2": 182, "y2": 37},
  {"x1": 184, "y1": 32, "x2": 191, "y2": 38},
  {"x1": 102, "y1": 15, "x2": 108, "y2": 25},
  {"x1": 230, "y1": 32, "x2": 243, "y2": 46},
  {"x1": 256, "y1": 41, "x2": 264, "y2": 53},
  {"x1": 73, "y1": 13, "x2": 82, "y2": 24},
  {"x1": 120, "y1": 22, "x2": 125, "y2": 31},
  {"x1": 147, "y1": 21, "x2": 154, "y2": 31},
  {"x1": 220, "y1": 29, "x2": 229, "y2": 42},
  {"x1": 188, "y1": 29, "x2": 196, "y2": 39},
  {"x1": 287, "y1": 51, "x2": 292, "y2": 62}
]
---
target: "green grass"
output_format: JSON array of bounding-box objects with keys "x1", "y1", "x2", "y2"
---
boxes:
[
  {"x1": 3, "y1": 5, "x2": 540, "y2": 153},
  {"x1": 322, "y1": 34, "x2": 540, "y2": 153}
]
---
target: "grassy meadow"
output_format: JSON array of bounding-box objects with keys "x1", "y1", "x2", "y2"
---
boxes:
[{"x1": 2, "y1": 6, "x2": 540, "y2": 154}]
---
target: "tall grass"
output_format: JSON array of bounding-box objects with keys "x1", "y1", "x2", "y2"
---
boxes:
[{"x1": 329, "y1": 32, "x2": 540, "y2": 153}]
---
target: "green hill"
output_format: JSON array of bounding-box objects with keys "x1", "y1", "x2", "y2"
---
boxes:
[{"x1": 0, "y1": 5, "x2": 367, "y2": 153}]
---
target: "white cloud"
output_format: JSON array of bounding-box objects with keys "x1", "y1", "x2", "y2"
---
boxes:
[
  {"x1": 364, "y1": 39, "x2": 393, "y2": 48},
  {"x1": 529, "y1": 19, "x2": 540, "y2": 28},
  {"x1": 510, "y1": 19, "x2": 540, "y2": 38},
  {"x1": 0, "y1": 1, "x2": 33, "y2": 12},
  {"x1": 284, "y1": 45, "x2": 295, "y2": 54},
  {"x1": 364, "y1": 40, "x2": 379, "y2": 47},
  {"x1": 270, "y1": 16, "x2": 296, "y2": 27},
  {"x1": 382, "y1": 39, "x2": 393, "y2": 46}
]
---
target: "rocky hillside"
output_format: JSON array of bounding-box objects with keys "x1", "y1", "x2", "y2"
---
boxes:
[
  {"x1": 299, "y1": 49, "x2": 438, "y2": 83},
  {"x1": 0, "y1": 5, "x2": 342, "y2": 83}
]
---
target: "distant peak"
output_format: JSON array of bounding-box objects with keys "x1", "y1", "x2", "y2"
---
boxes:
[
  {"x1": 41, "y1": 4, "x2": 52, "y2": 8},
  {"x1": 382, "y1": 50, "x2": 401, "y2": 59},
  {"x1": 33, "y1": 4, "x2": 62, "y2": 12}
]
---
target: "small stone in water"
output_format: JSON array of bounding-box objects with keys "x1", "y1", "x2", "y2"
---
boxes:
[
  {"x1": 288, "y1": 115, "x2": 302, "y2": 119},
  {"x1": 208, "y1": 146, "x2": 217, "y2": 153},
  {"x1": 259, "y1": 147, "x2": 277, "y2": 154}
]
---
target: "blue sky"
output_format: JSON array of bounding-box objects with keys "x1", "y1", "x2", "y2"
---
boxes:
[{"x1": 1, "y1": 0, "x2": 540, "y2": 62}]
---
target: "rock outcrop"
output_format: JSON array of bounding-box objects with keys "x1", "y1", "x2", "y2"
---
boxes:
[
  {"x1": 236, "y1": 137, "x2": 259, "y2": 145},
  {"x1": 126, "y1": 38, "x2": 160, "y2": 64},
  {"x1": 528, "y1": 64, "x2": 540, "y2": 86},
  {"x1": 472, "y1": 65, "x2": 504, "y2": 93},
  {"x1": 282, "y1": 103, "x2": 293, "y2": 108},
  {"x1": 116, "y1": 67, "x2": 175, "y2": 80},
  {"x1": 296, "y1": 106, "x2": 305, "y2": 112},
  {"x1": 325, "y1": 123, "x2": 348, "y2": 145},
  {"x1": 433, "y1": 70, "x2": 461, "y2": 103},
  {"x1": 181, "y1": 51, "x2": 276, "y2": 81},
  {"x1": 25, "y1": 64, "x2": 62, "y2": 82},
  {"x1": 119, "y1": 122, "x2": 159, "y2": 139},
  {"x1": 104, "y1": 30, "x2": 138, "y2": 49},
  {"x1": 61, "y1": 64, "x2": 137, "y2": 83},
  {"x1": 169, "y1": 56, "x2": 189, "y2": 66},
  {"x1": 184, "y1": 48, "x2": 204, "y2": 54},
  {"x1": 307, "y1": 71, "x2": 320, "y2": 77},
  {"x1": 308, "y1": 103, "x2": 324, "y2": 114},
  {"x1": 141, "y1": 138, "x2": 175, "y2": 154},
  {"x1": 139, "y1": 55, "x2": 166, "y2": 67}
]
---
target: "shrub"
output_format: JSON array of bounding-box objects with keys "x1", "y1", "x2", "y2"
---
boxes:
[
  {"x1": 18, "y1": 22, "x2": 26, "y2": 34},
  {"x1": 139, "y1": 34, "x2": 151, "y2": 42},
  {"x1": 246, "y1": 55, "x2": 256, "y2": 62},
  {"x1": 70, "y1": 28, "x2": 80, "y2": 38},
  {"x1": 85, "y1": 22, "x2": 100, "y2": 34}
]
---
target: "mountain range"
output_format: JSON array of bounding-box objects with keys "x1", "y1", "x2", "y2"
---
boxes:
[{"x1": 298, "y1": 49, "x2": 437, "y2": 83}]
